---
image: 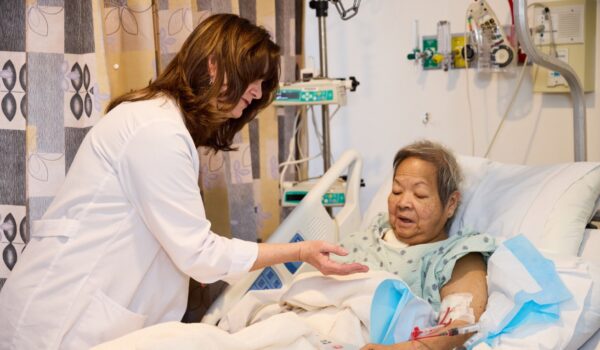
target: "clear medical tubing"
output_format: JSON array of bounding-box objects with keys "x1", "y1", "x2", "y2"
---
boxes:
[{"x1": 513, "y1": 0, "x2": 587, "y2": 161}]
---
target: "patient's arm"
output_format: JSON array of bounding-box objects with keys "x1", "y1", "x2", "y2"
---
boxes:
[
  {"x1": 440, "y1": 252, "x2": 488, "y2": 322},
  {"x1": 361, "y1": 253, "x2": 488, "y2": 350}
]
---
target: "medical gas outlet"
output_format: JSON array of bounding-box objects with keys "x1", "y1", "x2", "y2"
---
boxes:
[
  {"x1": 531, "y1": 0, "x2": 596, "y2": 93},
  {"x1": 408, "y1": 35, "x2": 476, "y2": 70},
  {"x1": 273, "y1": 77, "x2": 359, "y2": 106},
  {"x1": 409, "y1": 0, "x2": 520, "y2": 72}
]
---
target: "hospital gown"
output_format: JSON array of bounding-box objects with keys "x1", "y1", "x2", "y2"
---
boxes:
[{"x1": 333, "y1": 213, "x2": 496, "y2": 310}]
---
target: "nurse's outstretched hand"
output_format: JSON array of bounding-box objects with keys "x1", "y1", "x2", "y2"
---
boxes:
[
  {"x1": 252, "y1": 241, "x2": 369, "y2": 275},
  {"x1": 299, "y1": 240, "x2": 369, "y2": 275}
]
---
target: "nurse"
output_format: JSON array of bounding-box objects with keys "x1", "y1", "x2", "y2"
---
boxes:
[{"x1": 0, "y1": 13, "x2": 368, "y2": 349}]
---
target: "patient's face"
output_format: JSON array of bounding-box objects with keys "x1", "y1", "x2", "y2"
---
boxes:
[{"x1": 387, "y1": 157, "x2": 455, "y2": 245}]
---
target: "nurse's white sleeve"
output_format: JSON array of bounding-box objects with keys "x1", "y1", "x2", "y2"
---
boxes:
[{"x1": 115, "y1": 120, "x2": 258, "y2": 283}]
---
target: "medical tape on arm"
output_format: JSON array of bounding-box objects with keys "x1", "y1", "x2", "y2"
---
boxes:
[{"x1": 438, "y1": 293, "x2": 475, "y2": 324}]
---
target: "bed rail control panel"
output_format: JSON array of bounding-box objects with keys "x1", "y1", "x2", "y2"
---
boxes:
[
  {"x1": 248, "y1": 233, "x2": 306, "y2": 292},
  {"x1": 283, "y1": 233, "x2": 304, "y2": 274},
  {"x1": 248, "y1": 267, "x2": 283, "y2": 291}
]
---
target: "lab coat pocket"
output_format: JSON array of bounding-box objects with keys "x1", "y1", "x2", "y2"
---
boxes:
[{"x1": 62, "y1": 289, "x2": 147, "y2": 348}]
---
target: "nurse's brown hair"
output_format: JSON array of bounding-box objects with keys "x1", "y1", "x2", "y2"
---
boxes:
[{"x1": 106, "y1": 13, "x2": 281, "y2": 151}]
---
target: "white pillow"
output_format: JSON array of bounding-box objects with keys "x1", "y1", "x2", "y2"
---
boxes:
[
  {"x1": 542, "y1": 169, "x2": 600, "y2": 254},
  {"x1": 363, "y1": 155, "x2": 600, "y2": 256},
  {"x1": 570, "y1": 229, "x2": 600, "y2": 349}
]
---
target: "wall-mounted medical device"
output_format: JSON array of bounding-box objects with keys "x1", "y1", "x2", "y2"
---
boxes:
[
  {"x1": 531, "y1": 0, "x2": 596, "y2": 93},
  {"x1": 467, "y1": 0, "x2": 517, "y2": 72},
  {"x1": 407, "y1": 0, "x2": 518, "y2": 72},
  {"x1": 273, "y1": 77, "x2": 359, "y2": 106}
]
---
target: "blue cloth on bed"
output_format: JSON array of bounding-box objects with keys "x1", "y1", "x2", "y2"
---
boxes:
[
  {"x1": 468, "y1": 234, "x2": 573, "y2": 348},
  {"x1": 370, "y1": 278, "x2": 435, "y2": 345}
]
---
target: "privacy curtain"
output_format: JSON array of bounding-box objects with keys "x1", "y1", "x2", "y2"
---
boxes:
[
  {"x1": 0, "y1": 0, "x2": 303, "y2": 294},
  {"x1": 0, "y1": 0, "x2": 110, "y2": 290}
]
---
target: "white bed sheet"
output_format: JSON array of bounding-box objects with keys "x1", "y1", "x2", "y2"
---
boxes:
[{"x1": 93, "y1": 271, "x2": 403, "y2": 350}]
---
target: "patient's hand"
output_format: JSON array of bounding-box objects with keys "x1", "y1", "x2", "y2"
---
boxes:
[{"x1": 299, "y1": 240, "x2": 369, "y2": 275}]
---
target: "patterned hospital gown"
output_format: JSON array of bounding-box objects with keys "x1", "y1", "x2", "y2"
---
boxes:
[{"x1": 333, "y1": 213, "x2": 496, "y2": 311}]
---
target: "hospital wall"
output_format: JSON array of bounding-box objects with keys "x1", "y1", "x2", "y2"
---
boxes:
[{"x1": 304, "y1": 0, "x2": 600, "y2": 213}]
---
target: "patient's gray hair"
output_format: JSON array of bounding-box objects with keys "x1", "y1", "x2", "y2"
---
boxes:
[{"x1": 392, "y1": 140, "x2": 463, "y2": 207}]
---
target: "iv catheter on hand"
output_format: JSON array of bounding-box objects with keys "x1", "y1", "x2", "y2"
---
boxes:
[{"x1": 410, "y1": 323, "x2": 481, "y2": 340}]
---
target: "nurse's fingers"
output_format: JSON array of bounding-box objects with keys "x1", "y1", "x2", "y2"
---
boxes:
[
  {"x1": 319, "y1": 241, "x2": 349, "y2": 256},
  {"x1": 317, "y1": 243, "x2": 369, "y2": 275},
  {"x1": 321, "y1": 260, "x2": 369, "y2": 275},
  {"x1": 299, "y1": 241, "x2": 369, "y2": 275}
]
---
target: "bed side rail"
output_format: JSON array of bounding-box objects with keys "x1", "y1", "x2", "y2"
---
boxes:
[{"x1": 202, "y1": 150, "x2": 363, "y2": 325}]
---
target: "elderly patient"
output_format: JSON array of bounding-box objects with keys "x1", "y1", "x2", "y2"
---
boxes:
[{"x1": 334, "y1": 140, "x2": 496, "y2": 350}]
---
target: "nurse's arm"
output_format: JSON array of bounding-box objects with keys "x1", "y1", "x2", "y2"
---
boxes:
[{"x1": 252, "y1": 241, "x2": 369, "y2": 275}]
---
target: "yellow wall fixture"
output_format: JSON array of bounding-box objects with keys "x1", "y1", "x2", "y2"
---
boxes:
[
  {"x1": 452, "y1": 35, "x2": 468, "y2": 68},
  {"x1": 532, "y1": 0, "x2": 596, "y2": 93}
]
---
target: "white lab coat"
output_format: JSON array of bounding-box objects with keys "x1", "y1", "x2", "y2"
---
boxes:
[{"x1": 0, "y1": 96, "x2": 258, "y2": 349}]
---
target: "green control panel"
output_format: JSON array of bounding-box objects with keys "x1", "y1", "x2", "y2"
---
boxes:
[
  {"x1": 321, "y1": 192, "x2": 345, "y2": 206},
  {"x1": 283, "y1": 191, "x2": 345, "y2": 207},
  {"x1": 422, "y1": 36, "x2": 440, "y2": 70},
  {"x1": 276, "y1": 89, "x2": 335, "y2": 103}
]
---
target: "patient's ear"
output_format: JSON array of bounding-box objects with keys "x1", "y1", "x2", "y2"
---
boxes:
[{"x1": 445, "y1": 191, "x2": 461, "y2": 219}]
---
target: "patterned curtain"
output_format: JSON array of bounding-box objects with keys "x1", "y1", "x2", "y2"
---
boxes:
[
  {"x1": 0, "y1": 0, "x2": 304, "y2": 313},
  {"x1": 0, "y1": 0, "x2": 110, "y2": 290}
]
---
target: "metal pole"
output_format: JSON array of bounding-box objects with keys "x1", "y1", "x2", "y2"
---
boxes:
[
  {"x1": 317, "y1": 4, "x2": 331, "y2": 171},
  {"x1": 151, "y1": 0, "x2": 162, "y2": 77},
  {"x1": 513, "y1": 0, "x2": 587, "y2": 161}
]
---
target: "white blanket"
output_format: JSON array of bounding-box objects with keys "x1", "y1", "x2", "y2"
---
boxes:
[{"x1": 93, "y1": 271, "x2": 400, "y2": 350}]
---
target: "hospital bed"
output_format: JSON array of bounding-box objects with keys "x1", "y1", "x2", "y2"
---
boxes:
[{"x1": 203, "y1": 149, "x2": 600, "y2": 349}]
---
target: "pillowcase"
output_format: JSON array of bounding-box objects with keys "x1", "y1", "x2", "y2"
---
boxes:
[
  {"x1": 542, "y1": 168, "x2": 600, "y2": 254},
  {"x1": 570, "y1": 228, "x2": 600, "y2": 349},
  {"x1": 363, "y1": 155, "x2": 600, "y2": 256}
]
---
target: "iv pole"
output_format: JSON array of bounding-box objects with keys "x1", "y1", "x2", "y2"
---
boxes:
[
  {"x1": 310, "y1": 0, "x2": 333, "y2": 171},
  {"x1": 308, "y1": 0, "x2": 361, "y2": 172}
]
